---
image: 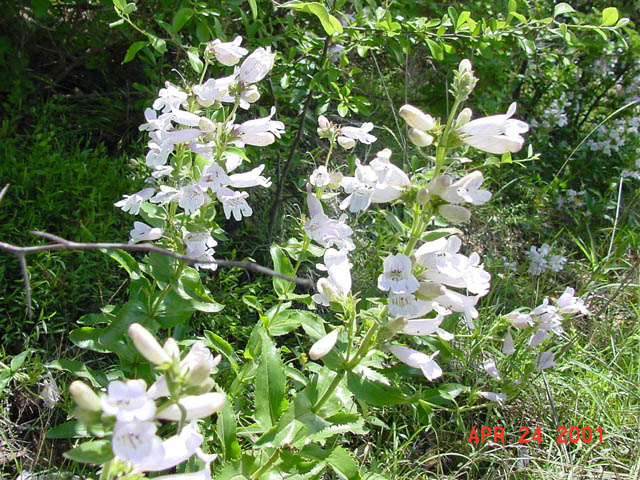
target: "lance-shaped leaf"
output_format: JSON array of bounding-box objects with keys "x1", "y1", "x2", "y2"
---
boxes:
[{"x1": 254, "y1": 333, "x2": 287, "y2": 429}]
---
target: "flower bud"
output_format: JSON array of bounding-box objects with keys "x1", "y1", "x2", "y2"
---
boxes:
[
  {"x1": 156, "y1": 392, "x2": 226, "y2": 421},
  {"x1": 337, "y1": 136, "x2": 356, "y2": 149},
  {"x1": 241, "y1": 85, "x2": 260, "y2": 103},
  {"x1": 455, "y1": 59, "x2": 477, "y2": 99},
  {"x1": 69, "y1": 381, "x2": 101, "y2": 412},
  {"x1": 386, "y1": 316, "x2": 408, "y2": 334},
  {"x1": 329, "y1": 172, "x2": 343, "y2": 188},
  {"x1": 416, "y1": 187, "x2": 431, "y2": 205},
  {"x1": 309, "y1": 329, "x2": 340, "y2": 361},
  {"x1": 427, "y1": 175, "x2": 452, "y2": 196},
  {"x1": 238, "y1": 47, "x2": 276, "y2": 84},
  {"x1": 438, "y1": 204, "x2": 471, "y2": 223},
  {"x1": 163, "y1": 338, "x2": 180, "y2": 359},
  {"x1": 416, "y1": 281, "x2": 446, "y2": 301},
  {"x1": 192, "y1": 377, "x2": 215, "y2": 395},
  {"x1": 399, "y1": 105, "x2": 436, "y2": 131},
  {"x1": 458, "y1": 59, "x2": 473, "y2": 75},
  {"x1": 199, "y1": 117, "x2": 216, "y2": 133},
  {"x1": 456, "y1": 108, "x2": 472, "y2": 127},
  {"x1": 128, "y1": 323, "x2": 172, "y2": 366},
  {"x1": 408, "y1": 128, "x2": 434, "y2": 147}
]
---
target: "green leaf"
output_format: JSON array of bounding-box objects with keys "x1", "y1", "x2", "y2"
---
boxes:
[
  {"x1": 346, "y1": 371, "x2": 406, "y2": 406},
  {"x1": 270, "y1": 245, "x2": 295, "y2": 296},
  {"x1": 31, "y1": 0, "x2": 50, "y2": 18},
  {"x1": 172, "y1": 7, "x2": 194, "y2": 34},
  {"x1": 507, "y1": 0, "x2": 517, "y2": 13},
  {"x1": 254, "y1": 334, "x2": 286, "y2": 429},
  {"x1": 46, "y1": 421, "x2": 105, "y2": 439},
  {"x1": 149, "y1": 36, "x2": 166, "y2": 55},
  {"x1": 187, "y1": 48, "x2": 204, "y2": 74},
  {"x1": 10, "y1": 351, "x2": 28, "y2": 371},
  {"x1": 46, "y1": 359, "x2": 107, "y2": 388},
  {"x1": 205, "y1": 331, "x2": 239, "y2": 373},
  {"x1": 121, "y1": 2, "x2": 136, "y2": 15},
  {"x1": 601, "y1": 7, "x2": 618, "y2": 27},
  {"x1": 153, "y1": 289, "x2": 195, "y2": 327},
  {"x1": 268, "y1": 309, "x2": 304, "y2": 336},
  {"x1": 456, "y1": 11, "x2": 470, "y2": 31},
  {"x1": 553, "y1": 3, "x2": 575, "y2": 17},
  {"x1": 217, "y1": 400, "x2": 242, "y2": 460},
  {"x1": 99, "y1": 299, "x2": 148, "y2": 346},
  {"x1": 104, "y1": 249, "x2": 142, "y2": 280},
  {"x1": 70, "y1": 328, "x2": 111, "y2": 353},
  {"x1": 281, "y1": 1, "x2": 343, "y2": 36},
  {"x1": 248, "y1": 0, "x2": 258, "y2": 20},
  {"x1": 63, "y1": 440, "x2": 113, "y2": 464},
  {"x1": 327, "y1": 446, "x2": 361, "y2": 480},
  {"x1": 426, "y1": 39, "x2": 443, "y2": 61}
]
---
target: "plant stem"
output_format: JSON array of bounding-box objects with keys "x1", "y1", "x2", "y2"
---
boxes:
[
  {"x1": 251, "y1": 447, "x2": 281, "y2": 480},
  {"x1": 313, "y1": 369, "x2": 346, "y2": 412}
]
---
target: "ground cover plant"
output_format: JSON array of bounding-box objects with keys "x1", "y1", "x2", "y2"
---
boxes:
[{"x1": 0, "y1": 1, "x2": 639, "y2": 479}]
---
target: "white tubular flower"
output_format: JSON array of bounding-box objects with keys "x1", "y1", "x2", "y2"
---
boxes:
[
  {"x1": 378, "y1": 253, "x2": 419, "y2": 294},
  {"x1": 199, "y1": 163, "x2": 231, "y2": 193},
  {"x1": 229, "y1": 164, "x2": 272, "y2": 188},
  {"x1": 435, "y1": 288, "x2": 479, "y2": 329},
  {"x1": 504, "y1": 310, "x2": 533, "y2": 328},
  {"x1": 112, "y1": 421, "x2": 164, "y2": 464},
  {"x1": 217, "y1": 187, "x2": 252, "y2": 221},
  {"x1": 479, "y1": 391, "x2": 507, "y2": 405},
  {"x1": 426, "y1": 174, "x2": 452, "y2": 197},
  {"x1": 223, "y1": 151, "x2": 243, "y2": 172},
  {"x1": 151, "y1": 186, "x2": 180, "y2": 205},
  {"x1": 529, "y1": 329, "x2": 550, "y2": 348},
  {"x1": 483, "y1": 358, "x2": 501, "y2": 379},
  {"x1": 338, "y1": 122, "x2": 377, "y2": 146},
  {"x1": 310, "y1": 166, "x2": 331, "y2": 187},
  {"x1": 369, "y1": 149, "x2": 410, "y2": 203},
  {"x1": 69, "y1": 381, "x2": 101, "y2": 412},
  {"x1": 386, "y1": 345, "x2": 443, "y2": 381},
  {"x1": 100, "y1": 379, "x2": 156, "y2": 422},
  {"x1": 458, "y1": 102, "x2": 529, "y2": 154},
  {"x1": 555, "y1": 287, "x2": 589, "y2": 315},
  {"x1": 169, "y1": 109, "x2": 203, "y2": 128},
  {"x1": 114, "y1": 188, "x2": 155, "y2": 215},
  {"x1": 178, "y1": 185, "x2": 209, "y2": 216},
  {"x1": 237, "y1": 47, "x2": 276, "y2": 84},
  {"x1": 140, "y1": 108, "x2": 172, "y2": 132},
  {"x1": 438, "y1": 171, "x2": 492, "y2": 205},
  {"x1": 309, "y1": 329, "x2": 340, "y2": 360},
  {"x1": 438, "y1": 204, "x2": 471, "y2": 223},
  {"x1": 304, "y1": 188, "x2": 355, "y2": 251},
  {"x1": 399, "y1": 104, "x2": 436, "y2": 131},
  {"x1": 241, "y1": 84, "x2": 260, "y2": 104},
  {"x1": 548, "y1": 255, "x2": 567, "y2": 273},
  {"x1": 312, "y1": 248, "x2": 352, "y2": 305},
  {"x1": 149, "y1": 449, "x2": 217, "y2": 480},
  {"x1": 408, "y1": 128, "x2": 434, "y2": 147},
  {"x1": 535, "y1": 351, "x2": 557, "y2": 371},
  {"x1": 146, "y1": 142, "x2": 173, "y2": 167},
  {"x1": 183, "y1": 231, "x2": 217, "y2": 257},
  {"x1": 337, "y1": 135, "x2": 356, "y2": 149},
  {"x1": 156, "y1": 392, "x2": 226, "y2": 421},
  {"x1": 388, "y1": 292, "x2": 436, "y2": 318},
  {"x1": 502, "y1": 330, "x2": 515, "y2": 355},
  {"x1": 152, "y1": 165, "x2": 174, "y2": 178},
  {"x1": 133, "y1": 422, "x2": 203, "y2": 473},
  {"x1": 129, "y1": 323, "x2": 172, "y2": 365},
  {"x1": 192, "y1": 75, "x2": 237, "y2": 106},
  {"x1": 235, "y1": 106, "x2": 285, "y2": 147},
  {"x1": 340, "y1": 161, "x2": 378, "y2": 213},
  {"x1": 208, "y1": 36, "x2": 248, "y2": 66},
  {"x1": 153, "y1": 82, "x2": 188, "y2": 113},
  {"x1": 130, "y1": 222, "x2": 163, "y2": 243},
  {"x1": 400, "y1": 317, "x2": 444, "y2": 336}
]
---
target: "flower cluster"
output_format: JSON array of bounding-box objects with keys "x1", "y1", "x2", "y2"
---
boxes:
[
  {"x1": 114, "y1": 38, "x2": 279, "y2": 268},
  {"x1": 556, "y1": 188, "x2": 586, "y2": 209},
  {"x1": 69, "y1": 324, "x2": 224, "y2": 476},
  {"x1": 527, "y1": 243, "x2": 567, "y2": 275}
]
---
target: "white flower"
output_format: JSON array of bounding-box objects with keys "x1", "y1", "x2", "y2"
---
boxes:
[
  {"x1": 153, "y1": 82, "x2": 188, "y2": 113},
  {"x1": 183, "y1": 231, "x2": 217, "y2": 257},
  {"x1": 529, "y1": 329, "x2": 551, "y2": 347},
  {"x1": 309, "y1": 329, "x2": 340, "y2": 360},
  {"x1": 208, "y1": 36, "x2": 248, "y2": 66},
  {"x1": 100, "y1": 379, "x2": 156, "y2": 422},
  {"x1": 438, "y1": 171, "x2": 492, "y2": 205},
  {"x1": 234, "y1": 106, "x2": 285, "y2": 147},
  {"x1": 169, "y1": 109, "x2": 204, "y2": 128},
  {"x1": 435, "y1": 288, "x2": 479, "y2": 329},
  {"x1": 338, "y1": 122, "x2": 376, "y2": 146},
  {"x1": 304, "y1": 189, "x2": 355, "y2": 251},
  {"x1": 483, "y1": 358, "x2": 501, "y2": 379},
  {"x1": 133, "y1": 422, "x2": 203, "y2": 472},
  {"x1": 312, "y1": 248, "x2": 352, "y2": 305},
  {"x1": 229, "y1": 164, "x2": 272, "y2": 188},
  {"x1": 555, "y1": 287, "x2": 589, "y2": 315},
  {"x1": 502, "y1": 330, "x2": 515, "y2": 355},
  {"x1": 140, "y1": 108, "x2": 172, "y2": 132},
  {"x1": 400, "y1": 317, "x2": 444, "y2": 336},
  {"x1": 310, "y1": 166, "x2": 331, "y2": 187},
  {"x1": 369, "y1": 149, "x2": 410, "y2": 202},
  {"x1": 535, "y1": 351, "x2": 557, "y2": 370},
  {"x1": 130, "y1": 222, "x2": 163, "y2": 243},
  {"x1": 388, "y1": 292, "x2": 434, "y2": 318},
  {"x1": 479, "y1": 391, "x2": 507, "y2": 405},
  {"x1": 237, "y1": 47, "x2": 276, "y2": 84},
  {"x1": 458, "y1": 102, "x2": 529, "y2": 154},
  {"x1": 129, "y1": 323, "x2": 173, "y2": 366},
  {"x1": 241, "y1": 84, "x2": 260, "y2": 104},
  {"x1": 192, "y1": 75, "x2": 237, "y2": 107},
  {"x1": 339, "y1": 161, "x2": 378, "y2": 213},
  {"x1": 408, "y1": 128, "x2": 434, "y2": 147},
  {"x1": 178, "y1": 185, "x2": 209, "y2": 215},
  {"x1": 504, "y1": 310, "x2": 533, "y2": 328},
  {"x1": 378, "y1": 253, "x2": 419, "y2": 294},
  {"x1": 112, "y1": 420, "x2": 164, "y2": 464},
  {"x1": 438, "y1": 204, "x2": 471, "y2": 223},
  {"x1": 69, "y1": 381, "x2": 101, "y2": 412},
  {"x1": 217, "y1": 187, "x2": 252, "y2": 221},
  {"x1": 548, "y1": 255, "x2": 567, "y2": 273},
  {"x1": 199, "y1": 163, "x2": 231, "y2": 193},
  {"x1": 151, "y1": 186, "x2": 180, "y2": 205},
  {"x1": 399, "y1": 104, "x2": 436, "y2": 131},
  {"x1": 337, "y1": 135, "x2": 356, "y2": 149},
  {"x1": 115, "y1": 188, "x2": 155, "y2": 215},
  {"x1": 386, "y1": 345, "x2": 443, "y2": 381},
  {"x1": 156, "y1": 392, "x2": 226, "y2": 421}
]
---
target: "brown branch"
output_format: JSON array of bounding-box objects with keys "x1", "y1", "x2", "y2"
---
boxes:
[{"x1": 1, "y1": 231, "x2": 314, "y2": 320}]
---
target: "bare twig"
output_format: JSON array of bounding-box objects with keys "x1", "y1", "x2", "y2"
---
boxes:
[{"x1": 1, "y1": 231, "x2": 314, "y2": 319}]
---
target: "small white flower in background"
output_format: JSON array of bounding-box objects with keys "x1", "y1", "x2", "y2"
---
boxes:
[
  {"x1": 548, "y1": 254, "x2": 567, "y2": 273},
  {"x1": 112, "y1": 420, "x2": 164, "y2": 465},
  {"x1": 555, "y1": 287, "x2": 589, "y2": 315},
  {"x1": 504, "y1": 310, "x2": 533, "y2": 328},
  {"x1": 310, "y1": 166, "x2": 331, "y2": 187},
  {"x1": 399, "y1": 104, "x2": 436, "y2": 132},
  {"x1": 483, "y1": 358, "x2": 501, "y2": 379},
  {"x1": 192, "y1": 75, "x2": 237, "y2": 107},
  {"x1": 438, "y1": 171, "x2": 492, "y2": 206},
  {"x1": 386, "y1": 345, "x2": 443, "y2": 381},
  {"x1": 535, "y1": 351, "x2": 557, "y2": 370},
  {"x1": 217, "y1": 188, "x2": 252, "y2": 221},
  {"x1": 130, "y1": 221, "x2": 163, "y2": 243},
  {"x1": 100, "y1": 379, "x2": 156, "y2": 422},
  {"x1": 152, "y1": 82, "x2": 188, "y2": 113},
  {"x1": 114, "y1": 188, "x2": 155, "y2": 215},
  {"x1": 237, "y1": 47, "x2": 276, "y2": 84},
  {"x1": 528, "y1": 329, "x2": 550, "y2": 348},
  {"x1": 435, "y1": 288, "x2": 479, "y2": 329},
  {"x1": 156, "y1": 392, "x2": 226, "y2": 421},
  {"x1": 378, "y1": 253, "x2": 419, "y2": 294},
  {"x1": 207, "y1": 36, "x2": 248, "y2": 66},
  {"x1": 309, "y1": 329, "x2": 340, "y2": 360},
  {"x1": 337, "y1": 122, "x2": 376, "y2": 149},
  {"x1": 458, "y1": 102, "x2": 529, "y2": 154},
  {"x1": 41, "y1": 373, "x2": 61, "y2": 408},
  {"x1": 317, "y1": 115, "x2": 337, "y2": 138},
  {"x1": 502, "y1": 330, "x2": 515, "y2": 355},
  {"x1": 479, "y1": 391, "x2": 507, "y2": 405},
  {"x1": 527, "y1": 244, "x2": 550, "y2": 275}
]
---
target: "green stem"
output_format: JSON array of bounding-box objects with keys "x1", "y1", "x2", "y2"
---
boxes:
[
  {"x1": 150, "y1": 263, "x2": 185, "y2": 317},
  {"x1": 251, "y1": 448, "x2": 281, "y2": 480},
  {"x1": 433, "y1": 96, "x2": 463, "y2": 177},
  {"x1": 313, "y1": 370, "x2": 346, "y2": 412},
  {"x1": 347, "y1": 322, "x2": 379, "y2": 369}
]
